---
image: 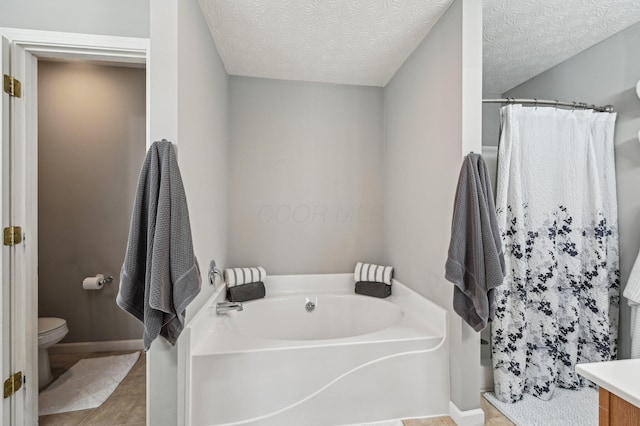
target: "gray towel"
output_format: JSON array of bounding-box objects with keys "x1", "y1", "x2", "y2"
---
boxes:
[
  {"x1": 445, "y1": 153, "x2": 505, "y2": 332},
  {"x1": 227, "y1": 282, "x2": 266, "y2": 302},
  {"x1": 117, "y1": 140, "x2": 201, "y2": 350},
  {"x1": 355, "y1": 282, "x2": 392, "y2": 298}
]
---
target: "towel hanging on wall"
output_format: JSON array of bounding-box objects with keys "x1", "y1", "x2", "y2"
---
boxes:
[
  {"x1": 445, "y1": 153, "x2": 505, "y2": 332},
  {"x1": 623, "y1": 248, "x2": 640, "y2": 358},
  {"x1": 117, "y1": 140, "x2": 201, "y2": 351}
]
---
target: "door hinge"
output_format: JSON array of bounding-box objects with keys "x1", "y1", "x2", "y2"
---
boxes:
[
  {"x1": 3, "y1": 226, "x2": 23, "y2": 246},
  {"x1": 3, "y1": 74, "x2": 22, "y2": 98},
  {"x1": 3, "y1": 372, "x2": 23, "y2": 399}
]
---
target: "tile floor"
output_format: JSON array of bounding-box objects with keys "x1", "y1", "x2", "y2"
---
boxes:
[
  {"x1": 402, "y1": 396, "x2": 514, "y2": 425},
  {"x1": 39, "y1": 352, "x2": 511, "y2": 426},
  {"x1": 39, "y1": 351, "x2": 146, "y2": 426}
]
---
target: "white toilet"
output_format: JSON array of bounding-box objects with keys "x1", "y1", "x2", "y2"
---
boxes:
[{"x1": 38, "y1": 317, "x2": 68, "y2": 389}]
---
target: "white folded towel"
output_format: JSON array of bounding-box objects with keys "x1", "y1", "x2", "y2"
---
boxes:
[
  {"x1": 623, "y1": 248, "x2": 640, "y2": 358},
  {"x1": 224, "y1": 267, "x2": 266, "y2": 287},
  {"x1": 354, "y1": 262, "x2": 393, "y2": 285}
]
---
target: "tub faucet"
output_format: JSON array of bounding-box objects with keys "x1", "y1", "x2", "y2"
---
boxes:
[{"x1": 216, "y1": 301, "x2": 243, "y2": 314}]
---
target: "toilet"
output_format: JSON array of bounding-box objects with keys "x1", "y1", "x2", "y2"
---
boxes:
[{"x1": 38, "y1": 317, "x2": 68, "y2": 389}]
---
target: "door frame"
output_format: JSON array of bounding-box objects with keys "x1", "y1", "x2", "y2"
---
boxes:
[
  {"x1": 0, "y1": 27, "x2": 149, "y2": 424},
  {"x1": 1, "y1": 34, "x2": 12, "y2": 426}
]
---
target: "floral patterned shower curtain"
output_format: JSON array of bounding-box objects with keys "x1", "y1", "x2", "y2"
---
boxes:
[{"x1": 491, "y1": 105, "x2": 620, "y2": 403}]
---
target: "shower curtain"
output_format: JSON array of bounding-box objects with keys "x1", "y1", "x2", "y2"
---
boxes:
[{"x1": 492, "y1": 105, "x2": 620, "y2": 403}]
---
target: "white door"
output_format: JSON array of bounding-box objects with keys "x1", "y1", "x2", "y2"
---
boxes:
[{"x1": 1, "y1": 34, "x2": 13, "y2": 426}]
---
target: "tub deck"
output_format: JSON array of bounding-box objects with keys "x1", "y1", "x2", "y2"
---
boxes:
[{"x1": 191, "y1": 288, "x2": 444, "y2": 356}]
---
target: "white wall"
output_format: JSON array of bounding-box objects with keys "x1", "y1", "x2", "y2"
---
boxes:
[
  {"x1": 503, "y1": 21, "x2": 640, "y2": 359},
  {"x1": 148, "y1": 0, "x2": 229, "y2": 424},
  {"x1": 384, "y1": 0, "x2": 482, "y2": 412},
  {"x1": 0, "y1": 0, "x2": 149, "y2": 38},
  {"x1": 228, "y1": 76, "x2": 384, "y2": 274}
]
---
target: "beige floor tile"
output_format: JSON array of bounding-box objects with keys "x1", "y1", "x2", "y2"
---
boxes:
[
  {"x1": 403, "y1": 393, "x2": 514, "y2": 426},
  {"x1": 481, "y1": 395, "x2": 515, "y2": 426},
  {"x1": 110, "y1": 367, "x2": 146, "y2": 398},
  {"x1": 78, "y1": 396, "x2": 139, "y2": 426},
  {"x1": 38, "y1": 409, "x2": 93, "y2": 426},
  {"x1": 481, "y1": 395, "x2": 505, "y2": 419},
  {"x1": 124, "y1": 396, "x2": 146, "y2": 424},
  {"x1": 403, "y1": 417, "x2": 447, "y2": 425},
  {"x1": 130, "y1": 353, "x2": 146, "y2": 372}
]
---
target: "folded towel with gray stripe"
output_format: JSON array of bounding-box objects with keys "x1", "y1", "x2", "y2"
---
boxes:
[
  {"x1": 354, "y1": 262, "x2": 394, "y2": 298},
  {"x1": 224, "y1": 267, "x2": 267, "y2": 302},
  {"x1": 224, "y1": 267, "x2": 266, "y2": 287},
  {"x1": 354, "y1": 262, "x2": 393, "y2": 285}
]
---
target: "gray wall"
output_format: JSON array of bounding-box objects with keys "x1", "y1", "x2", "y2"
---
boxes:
[
  {"x1": 0, "y1": 0, "x2": 149, "y2": 38},
  {"x1": 384, "y1": 0, "x2": 482, "y2": 412},
  {"x1": 482, "y1": 99, "x2": 502, "y2": 147},
  {"x1": 228, "y1": 76, "x2": 384, "y2": 274},
  {"x1": 148, "y1": 0, "x2": 230, "y2": 424},
  {"x1": 504, "y1": 21, "x2": 640, "y2": 359},
  {"x1": 38, "y1": 61, "x2": 146, "y2": 342},
  {"x1": 178, "y1": 3, "x2": 229, "y2": 322}
]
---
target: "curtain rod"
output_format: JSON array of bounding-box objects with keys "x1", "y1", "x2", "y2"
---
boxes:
[{"x1": 483, "y1": 98, "x2": 614, "y2": 113}]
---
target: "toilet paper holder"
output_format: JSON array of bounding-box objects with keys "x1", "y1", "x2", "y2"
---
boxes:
[
  {"x1": 100, "y1": 275, "x2": 114, "y2": 285},
  {"x1": 81, "y1": 274, "x2": 114, "y2": 290}
]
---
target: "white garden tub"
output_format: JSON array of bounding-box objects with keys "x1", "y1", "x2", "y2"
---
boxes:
[{"x1": 186, "y1": 274, "x2": 449, "y2": 426}]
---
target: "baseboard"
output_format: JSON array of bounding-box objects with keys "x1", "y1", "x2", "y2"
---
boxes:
[
  {"x1": 449, "y1": 401, "x2": 484, "y2": 426},
  {"x1": 49, "y1": 339, "x2": 143, "y2": 354}
]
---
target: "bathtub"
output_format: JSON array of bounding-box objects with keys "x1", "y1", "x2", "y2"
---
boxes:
[{"x1": 185, "y1": 274, "x2": 449, "y2": 426}]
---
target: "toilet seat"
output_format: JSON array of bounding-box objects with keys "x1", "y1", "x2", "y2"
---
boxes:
[
  {"x1": 38, "y1": 317, "x2": 66, "y2": 334},
  {"x1": 38, "y1": 317, "x2": 68, "y2": 346}
]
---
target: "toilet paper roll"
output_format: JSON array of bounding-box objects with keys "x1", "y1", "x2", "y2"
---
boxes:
[{"x1": 82, "y1": 274, "x2": 104, "y2": 290}]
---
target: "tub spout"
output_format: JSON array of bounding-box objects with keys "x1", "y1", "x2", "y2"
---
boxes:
[{"x1": 216, "y1": 302, "x2": 244, "y2": 314}]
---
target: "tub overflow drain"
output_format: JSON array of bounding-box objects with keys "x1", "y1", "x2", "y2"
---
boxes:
[{"x1": 305, "y1": 299, "x2": 316, "y2": 312}]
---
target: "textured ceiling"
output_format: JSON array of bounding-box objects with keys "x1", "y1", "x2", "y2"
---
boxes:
[
  {"x1": 198, "y1": 0, "x2": 453, "y2": 87},
  {"x1": 483, "y1": 0, "x2": 640, "y2": 94},
  {"x1": 199, "y1": 0, "x2": 640, "y2": 90}
]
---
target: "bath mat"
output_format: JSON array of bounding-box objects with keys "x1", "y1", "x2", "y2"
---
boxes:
[
  {"x1": 484, "y1": 387, "x2": 598, "y2": 426},
  {"x1": 39, "y1": 352, "x2": 140, "y2": 416}
]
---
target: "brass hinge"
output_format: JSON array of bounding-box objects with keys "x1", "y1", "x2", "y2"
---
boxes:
[
  {"x1": 3, "y1": 74, "x2": 22, "y2": 98},
  {"x1": 3, "y1": 372, "x2": 23, "y2": 399},
  {"x1": 3, "y1": 226, "x2": 23, "y2": 246}
]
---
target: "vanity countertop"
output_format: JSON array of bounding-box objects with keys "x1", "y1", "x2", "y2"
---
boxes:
[{"x1": 576, "y1": 359, "x2": 640, "y2": 408}]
